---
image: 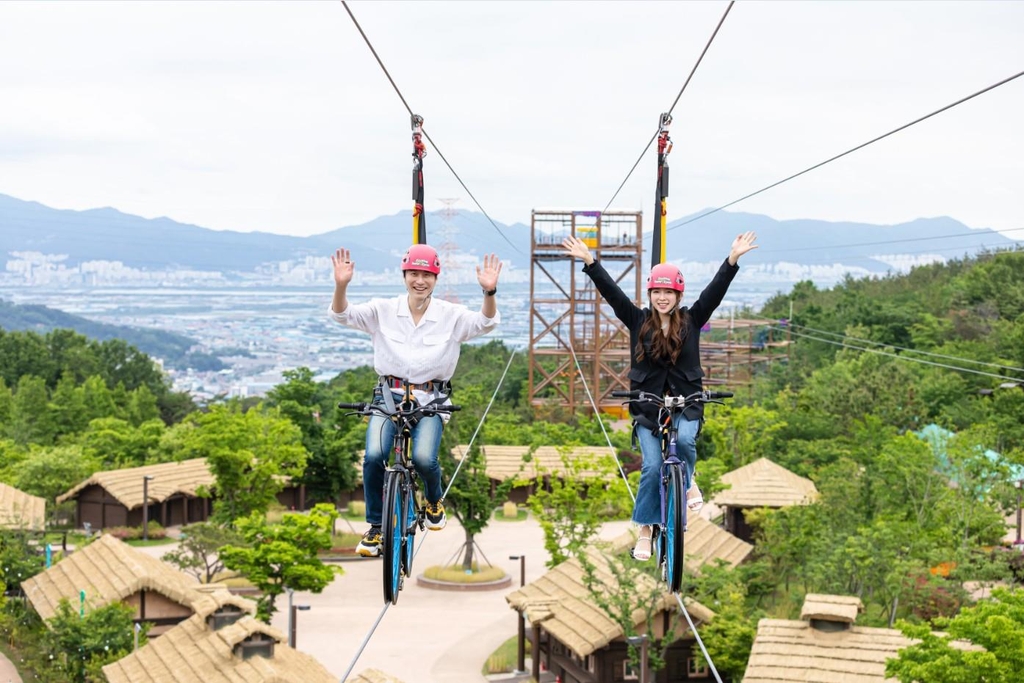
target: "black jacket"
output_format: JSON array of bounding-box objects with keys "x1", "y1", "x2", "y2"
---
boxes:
[{"x1": 582, "y1": 258, "x2": 739, "y2": 425}]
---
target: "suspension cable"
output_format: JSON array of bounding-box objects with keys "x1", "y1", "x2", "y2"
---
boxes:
[
  {"x1": 603, "y1": 1, "x2": 735, "y2": 213},
  {"x1": 340, "y1": 0, "x2": 522, "y2": 254},
  {"x1": 669, "y1": 68, "x2": 1024, "y2": 231},
  {"x1": 675, "y1": 593, "x2": 724, "y2": 683},
  {"x1": 756, "y1": 225, "x2": 1024, "y2": 255},
  {"x1": 773, "y1": 325, "x2": 1023, "y2": 383},
  {"x1": 787, "y1": 322, "x2": 1024, "y2": 376},
  {"x1": 339, "y1": 347, "x2": 519, "y2": 682},
  {"x1": 566, "y1": 341, "x2": 636, "y2": 504}
]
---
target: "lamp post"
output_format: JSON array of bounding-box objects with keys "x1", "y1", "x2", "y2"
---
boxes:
[
  {"x1": 509, "y1": 555, "x2": 526, "y2": 673},
  {"x1": 289, "y1": 603, "x2": 310, "y2": 648},
  {"x1": 142, "y1": 475, "x2": 155, "y2": 541},
  {"x1": 626, "y1": 635, "x2": 649, "y2": 683}
]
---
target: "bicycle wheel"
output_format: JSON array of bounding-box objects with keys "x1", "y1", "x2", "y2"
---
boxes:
[
  {"x1": 664, "y1": 465, "x2": 687, "y2": 593},
  {"x1": 401, "y1": 481, "x2": 417, "y2": 578},
  {"x1": 381, "y1": 471, "x2": 404, "y2": 605}
]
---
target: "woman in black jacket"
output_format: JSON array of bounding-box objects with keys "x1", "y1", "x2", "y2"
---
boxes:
[{"x1": 561, "y1": 231, "x2": 758, "y2": 560}]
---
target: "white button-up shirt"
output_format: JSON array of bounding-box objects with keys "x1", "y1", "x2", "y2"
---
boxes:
[{"x1": 328, "y1": 296, "x2": 500, "y2": 385}]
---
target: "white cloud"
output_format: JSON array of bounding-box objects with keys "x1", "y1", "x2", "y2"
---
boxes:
[{"x1": 0, "y1": 1, "x2": 1021, "y2": 239}]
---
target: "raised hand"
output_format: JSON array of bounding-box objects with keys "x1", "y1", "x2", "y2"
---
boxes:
[
  {"x1": 476, "y1": 253, "x2": 503, "y2": 291},
  {"x1": 728, "y1": 231, "x2": 759, "y2": 265},
  {"x1": 561, "y1": 235, "x2": 595, "y2": 265},
  {"x1": 331, "y1": 248, "x2": 355, "y2": 285}
]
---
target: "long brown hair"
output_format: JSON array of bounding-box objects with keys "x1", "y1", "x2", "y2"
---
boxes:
[{"x1": 635, "y1": 296, "x2": 689, "y2": 364}]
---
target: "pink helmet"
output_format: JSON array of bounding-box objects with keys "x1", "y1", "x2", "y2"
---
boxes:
[
  {"x1": 401, "y1": 244, "x2": 441, "y2": 275},
  {"x1": 646, "y1": 263, "x2": 685, "y2": 292}
]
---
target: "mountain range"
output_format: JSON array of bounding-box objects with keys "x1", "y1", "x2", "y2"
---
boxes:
[{"x1": 0, "y1": 192, "x2": 1019, "y2": 275}]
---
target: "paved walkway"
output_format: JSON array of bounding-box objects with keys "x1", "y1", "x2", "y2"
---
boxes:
[
  {"x1": 0, "y1": 652, "x2": 23, "y2": 683},
  {"x1": 118, "y1": 515, "x2": 636, "y2": 682},
  {"x1": 268, "y1": 515, "x2": 633, "y2": 683}
]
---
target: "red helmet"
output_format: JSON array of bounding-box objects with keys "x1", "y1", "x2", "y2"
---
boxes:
[
  {"x1": 401, "y1": 244, "x2": 441, "y2": 275},
  {"x1": 646, "y1": 263, "x2": 685, "y2": 292}
]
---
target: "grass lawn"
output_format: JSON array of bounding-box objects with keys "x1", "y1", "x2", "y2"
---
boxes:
[
  {"x1": 422, "y1": 564, "x2": 507, "y2": 583},
  {"x1": 124, "y1": 536, "x2": 178, "y2": 548},
  {"x1": 482, "y1": 634, "x2": 531, "y2": 675},
  {"x1": 493, "y1": 507, "x2": 529, "y2": 522}
]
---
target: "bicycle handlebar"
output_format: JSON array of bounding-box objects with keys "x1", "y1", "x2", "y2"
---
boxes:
[
  {"x1": 337, "y1": 401, "x2": 463, "y2": 416},
  {"x1": 610, "y1": 389, "x2": 734, "y2": 404}
]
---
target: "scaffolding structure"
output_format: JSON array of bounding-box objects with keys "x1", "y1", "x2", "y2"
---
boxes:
[
  {"x1": 528, "y1": 209, "x2": 643, "y2": 417},
  {"x1": 527, "y1": 209, "x2": 792, "y2": 417},
  {"x1": 700, "y1": 317, "x2": 792, "y2": 386}
]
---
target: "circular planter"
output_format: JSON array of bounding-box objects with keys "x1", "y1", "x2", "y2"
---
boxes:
[{"x1": 416, "y1": 572, "x2": 512, "y2": 592}]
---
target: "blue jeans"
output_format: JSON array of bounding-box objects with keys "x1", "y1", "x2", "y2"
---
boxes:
[
  {"x1": 632, "y1": 414, "x2": 699, "y2": 526},
  {"x1": 363, "y1": 397, "x2": 445, "y2": 527}
]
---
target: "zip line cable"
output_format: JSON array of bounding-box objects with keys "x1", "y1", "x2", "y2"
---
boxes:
[
  {"x1": 340, "y1": 0, "x2": 522, "y2": 254},
  {"x1": 669, "y1": 68, "x2": 1024, "y2": 231},
  {"x1": 339, "y1": 347, "x2": 518, "y2": 683},
  {"x1": 786, "y1": 322, "x2": 1024, "y2": 376},
  {"x1": 566, "y1": 341, "x2": 637, "y2": 504},
  {"x1": 757, "y1": 226, "x2": 1024, "y2": 255},
  {"x1": 773, "y1": 325, "x2": 1023, "y2": 383},
  {"x1": 602, "y1": 1, "x2": 735, "y2": 213},
  {"x1": 675, "y1": 593, "x2": 724, "y2": 683}
]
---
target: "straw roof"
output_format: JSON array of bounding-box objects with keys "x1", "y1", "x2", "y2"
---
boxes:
[
  {"x1": 743, "y1": 618, "x2": 915, "y2": 683},
  {"x1": 103, "y1": 610, "x2": 336, "y2": 683},
  {"x1": 743, "y1": 593, "x2": 980, "y2": 683},
  {"x1": 348, "y1": 670, "x2": 407, "y2": 683},
  {"x1": 0, "y1": 481, "x2": 46, "y2": 531},
  {"x1": 712, "y1": 457, "x2": 819, "y2": 509},
  {"x1": 683, "y1": 516, "x2": 754, "y2": 573},
  {"x1": 506, "y1": 533, "x2": 714, "y2": 658},
  {"x1": 21, "y1": 533, "x2": 205, "y2": 621},
  {"x1": 801, "y1": 594, "x2": 863, "y2": 624},
  {"x1": 452, "y1": 445, "x2": 615, "y2": 481},
  {"x1": 56, "y1": 458, "x2": 213, "y2": 508}
]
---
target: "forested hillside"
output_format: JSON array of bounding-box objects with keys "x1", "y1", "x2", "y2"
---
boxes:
[
  {"x1": 2, "y1": 249, "x2": 1023, "y2": 680},
  {"x1": 0, "y1": 299, "x2": 225, "y2": 371}
]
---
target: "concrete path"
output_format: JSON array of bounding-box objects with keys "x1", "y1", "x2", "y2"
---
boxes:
[
  {"x1": 0, "y1": 652, "x2": 23, "y2": 683},
  {"x1": 130, "y1": 515, "x2": 635, "y2": 682},
  {"x1": 270, "y1": 515, "x2": 633, "y2": 683}
]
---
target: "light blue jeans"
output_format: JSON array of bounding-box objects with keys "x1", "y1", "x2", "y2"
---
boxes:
[
  {"x1": 632, "y1": 414, "x2": 699, "y2": 526},
  {"x1": 363, "y1": 396, "x2": 444, "y2": 527}
]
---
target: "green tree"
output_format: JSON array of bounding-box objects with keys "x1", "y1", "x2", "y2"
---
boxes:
[
  {"x1": 267, "y1": 367, "x2": 360, "y2": 504},
  {"x1": 219, "y1": 504, "x2": 340, "y2": 621},
  {"x1": 127, "y1": 384, "x2": 161, "y2": 426},
  {"x1": 527, "y1": 448, "x2": 629, "y2": 568},
  {"x1": 11, "y1": 445, "x2": 100, "y2": 512},
  {"x1": 179, "y1": 403, "x2": 308, "y2": 523},
  {"x1": 80, "y1": 375, "x2": 117, "y2": 423},
  {"x1": 0, "y1": 529, "x2": 45, "y2": 588},
  {"x1": 698, "y1": 579, "x2": 760, "y2": 680},
  {"x1": 0, "y1": 376, "x2": 11, "y2": 427},
  {"x1": 40, "y1": 600, "x2": 145, "y2": 683},
  {"x1": 578, "y1": 545, "x2": 677, "y2": 677},
  {"x1": 886, "y1": 587, "x2": 1024, "y2": 683},
  {"x1": 7, "y1": 374, "x2": 55, "y2": 445},
  {"x1": 161, "y1": 522, "x2": 245, "y2": 583},
  {"x1": 49, "y1": 373, "x2": 90, "y2": 438}
]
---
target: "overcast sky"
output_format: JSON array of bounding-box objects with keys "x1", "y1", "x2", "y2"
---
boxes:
[{"x1": 1, "y1": 1, "x2": 1021, "y2": 240}]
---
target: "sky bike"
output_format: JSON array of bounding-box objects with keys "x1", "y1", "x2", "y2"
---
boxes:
[
  {"x1": 339, "y1": 391, "x2": 460, "y2": 604},
  {"x1": 612, "y1": 389, "x2": 732, "y2": 593}
]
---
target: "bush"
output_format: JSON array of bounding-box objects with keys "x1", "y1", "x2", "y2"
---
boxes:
[{"x1": 103, "y1": 521, "x2": 165, "y2": 541}]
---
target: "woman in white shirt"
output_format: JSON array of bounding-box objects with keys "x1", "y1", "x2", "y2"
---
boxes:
[{"x1": 329, "y1": 243, "x2": 502, "y2": 556}]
